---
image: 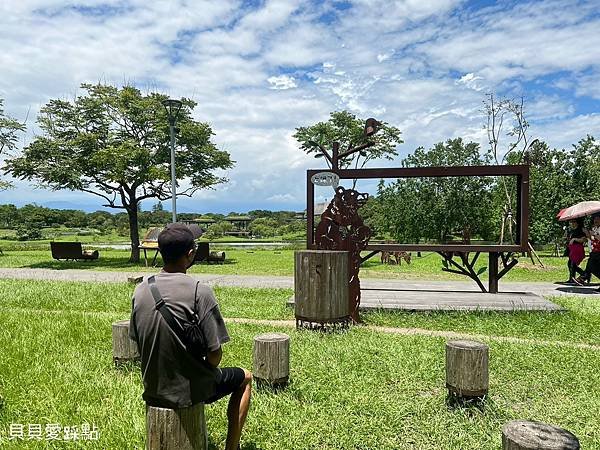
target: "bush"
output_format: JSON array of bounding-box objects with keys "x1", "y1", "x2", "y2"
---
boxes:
[
  {"x1": 15, "y1": 223, "x2": 43, "y2": 241},
  {"x1": 203, "y1": 222, "x2": 234, "y2": 240}
]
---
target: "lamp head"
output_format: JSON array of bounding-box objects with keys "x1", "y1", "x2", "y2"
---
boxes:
[{"x1": 162, "y1": 99, "x2": 183, "y2": 124}]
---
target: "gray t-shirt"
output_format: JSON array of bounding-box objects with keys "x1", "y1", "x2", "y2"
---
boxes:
[{"x1": 129, "y1": 271, "x2": 230, "y2": 408}]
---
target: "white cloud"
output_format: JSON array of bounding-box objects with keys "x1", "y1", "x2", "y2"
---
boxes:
[
  {"x1": 267, "y1": 75, "x2": 297, "y2": 90},
  {"x1": 266, "y1": 193, "x2": 296, "y2": 202},
  {"x1": 1, "y1": 0, "x2": 599, "y2": 213},
  {"x1": 456, "y1": 73, "x2": 485, "y2": 92},
  {"x1": 377, "y1": 53, "x2": 391, "y2": 63}
]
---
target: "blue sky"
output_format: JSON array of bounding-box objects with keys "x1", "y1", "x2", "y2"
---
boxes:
[{"x1": 1, "y1": 0, "x2": 599, "y2": 213}]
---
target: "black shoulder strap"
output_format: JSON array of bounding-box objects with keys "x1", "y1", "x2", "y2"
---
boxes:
[{"x1": 147, "y1": 275, "x2": 186, "y2": 342}]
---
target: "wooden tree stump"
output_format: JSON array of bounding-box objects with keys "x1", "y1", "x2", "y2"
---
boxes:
[
  {"x1": 294, "y1": 250, "x2": 349, "y2": 330},
  {"x1": 502, "y1": 420, "x2": 580, "y2": 449},
  {"x1": 253, "y1": 333, "x2": 290, "y2": 387},
  {"x1": 127, "y1": 275, "x2": 144, "y2": 284},
  {"x1": 146, "y1": 403, "x2": 207, "y2": 450},
  {"x1": 112, "y1": 320, "x2": 140, "y2": 365},
  {"x1": 445, "y1": 340, "x2": 489, "y2": 398}
]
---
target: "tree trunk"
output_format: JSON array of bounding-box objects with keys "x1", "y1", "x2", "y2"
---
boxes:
[
  {"x1": 253, "y1": 333, "x2": 290, "y2": 387},
  {"x1": 294, "y1": 250, "x2": 349, "y2": 329},
  {"x1": 127, "y1": 204, "x2": 140, "y2": 263},
  {"x1": 146, "y1": 403, "x2": 207, "y2": 450},
  {"x1": 446, "y1": 340, "x2": 489, "y2": 398},
  {"x1": 112, "y1": 320, "x2": 140, "y2": 365}
]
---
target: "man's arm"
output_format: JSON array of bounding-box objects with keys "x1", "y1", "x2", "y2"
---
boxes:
[
  {"x1": 205, "y1": 346, "x2": 222, "y2": 368},
  {"x1": 128, "y1": 297, "x2": 138, "y2": 344}
]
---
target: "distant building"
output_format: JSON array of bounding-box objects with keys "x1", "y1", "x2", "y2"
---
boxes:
[
  {"x1": 314, "y1": 202, "x2": 329, "y2": 217},
  {"x1": 301, "y1": 201, "x2": 329, "y2": 220},
  {"x1": 223, "y1": 215, "x2": 252, "y2": 236},
  {"x1": 183, "y1": 217, "x2": 217, "y2": 230}
]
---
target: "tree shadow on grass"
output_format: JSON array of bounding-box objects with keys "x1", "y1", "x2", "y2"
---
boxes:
[
  {"x1": 25, "y1": 256, "x2": 143, "y2": 271},
  {"x1": 194, "y1": 258, "x2": 238, "y2": 267},
  {"x1": 22, "y1": 256, "x2": 240, "y2": 272}
]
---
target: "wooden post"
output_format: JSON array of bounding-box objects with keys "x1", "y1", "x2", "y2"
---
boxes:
[
  {"x1": 446, "y1": 340, "x2": 489, "y2": 398},
  {"x1": 253, "y1": 333, "x2": 290, "y2": 387},
  {"x1": 489, "y1": 252, "x2": 499, "y2": 294},
  {"x1": 502, "y1": 420, "x2": 579, "y2": 449},
  {"x1": 112, "y1": 320, "x2": 140, "y2": 365},
  {"x1": 146, "y1": 403, "x2": 207, "y2": 450},
  {"x1": 294, "y1": 250, "x2": 349, "y2": 329},
  {"x1": 128, "y1": 275, "x2": 144, "y2": 284}
]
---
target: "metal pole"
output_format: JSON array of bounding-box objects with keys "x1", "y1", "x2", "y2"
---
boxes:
[{"x1": 169, "y1": 121, "x2": 177, "y2": 223}]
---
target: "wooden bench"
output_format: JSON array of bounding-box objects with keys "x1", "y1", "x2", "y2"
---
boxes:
[
  {"x1": 194, "y1": 242, "x2": 225, "y2": 264},
  {"x1": 50, "y1": 242, "x2": 99, "y2": 261}
]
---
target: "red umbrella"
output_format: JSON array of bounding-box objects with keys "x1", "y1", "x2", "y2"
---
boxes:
[{"x1": 557, "y1": 201, "x2": 600, "y2": 221}]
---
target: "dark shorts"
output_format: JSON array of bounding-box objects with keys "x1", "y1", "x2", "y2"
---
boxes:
[{"x1": 204, "y1": 367, "x2": 246, "y2": 404}]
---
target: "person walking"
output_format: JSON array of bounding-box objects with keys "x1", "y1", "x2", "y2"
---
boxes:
[
  {"x1": 577, "y1": 213, "x2": 600, "y2": 287},
  {"x1": 564, "y1": 218, "x2": 587, "y2": 283},
  {"x1": 129, "y1": 223, "x2": 252, "y2": 450}
]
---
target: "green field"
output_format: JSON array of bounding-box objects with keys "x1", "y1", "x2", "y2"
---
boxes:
[
  {"x1": 0, "y1": 280, "x2": 599, "y2": 449},
  {"x1": 0, "y1": 246, "x2": 578, "y2": 283}
]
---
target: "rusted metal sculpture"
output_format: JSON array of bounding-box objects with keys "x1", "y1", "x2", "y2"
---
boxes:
[
  {"x1": 305, "y1": 117, "x2": 529, "y2": 296},
  {"x1": 308, "y1": 164, "x2": 529, "y2": 294},
  {"x1": 315, "y1": 186, "x2": 372, "y2": 323}
]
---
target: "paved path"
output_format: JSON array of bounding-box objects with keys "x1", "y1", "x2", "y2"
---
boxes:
[
  {"x1": 1, "y1": 268, "x2": 598, "y2": 312},
  {"x1": 2, "y1": 267, "x2": 599, "y2": 293},
  {"x1": 1, "y1": 267, "x2": 597, "y2": 295}
]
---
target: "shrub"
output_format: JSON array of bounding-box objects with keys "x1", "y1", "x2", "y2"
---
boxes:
[{"x1": 15, "y1": 223, "x2": 43, "y2": 241}]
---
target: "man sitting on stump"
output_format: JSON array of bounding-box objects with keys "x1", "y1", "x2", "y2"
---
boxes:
[{"x1": 129, "y1": 223, "x2": 252, "y2": 450}]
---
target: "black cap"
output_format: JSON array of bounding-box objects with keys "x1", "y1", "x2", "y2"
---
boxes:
[{"x1": 158, "y1": 223, "x2": 201, "y2": 261}]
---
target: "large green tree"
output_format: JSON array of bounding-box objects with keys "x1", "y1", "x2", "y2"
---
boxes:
[
  {"x1": 375, "y1": 139, "x2": 495, "y2": 243},
  {"x1": 0, "y1": 99, "x2": 26, "y2": 190},
  {"x1": 293, "y1": 110, "x2": 403, "y2": 171},
  {"x1": 569, "y1": 135, "x2": 600, "y2": 201},
  {"x1": 508, "y1": 141, "x2": 570, "y2": 245},
  {"x1": 5, "y1": 84, "x2": 233, "y2": 261}
]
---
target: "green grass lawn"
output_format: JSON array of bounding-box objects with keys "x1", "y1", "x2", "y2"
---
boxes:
[
  {"x1": 0, "y1": 246, "x2": 580, "y2": 283},
  {"x1": 1, "y1": 280, "x2": 599, "y2": 448}
]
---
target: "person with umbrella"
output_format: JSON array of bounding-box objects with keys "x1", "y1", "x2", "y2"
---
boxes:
[
  {"x1": 557, "y1": 201, "x2": 600, "y2": 288},
  {"x1": 577, "y1": 213, "x2": 600, "y2": 286},
  {"x1": 564, "y1": 218, "x2": 587, "y2": 283}
]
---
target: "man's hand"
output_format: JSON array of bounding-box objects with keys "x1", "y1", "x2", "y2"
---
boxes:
[{"x1": 205, "y1": 347, "x2": 222, "y2": 368}]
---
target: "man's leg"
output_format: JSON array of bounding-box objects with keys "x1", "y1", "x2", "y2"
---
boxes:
[
  {"x1": 589, "y1": 252, "x2": 600, "y2": 282},
  {"x1": 225, "y1": 369, "x2": 252, "y2": 450},
  {"x1": 578, "y1": 258, "x2": 592, "y2": 284}
]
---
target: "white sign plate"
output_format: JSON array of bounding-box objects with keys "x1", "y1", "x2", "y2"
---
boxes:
[{"x1": 311, "y1": 172, "x2": 340, "y2": 187}]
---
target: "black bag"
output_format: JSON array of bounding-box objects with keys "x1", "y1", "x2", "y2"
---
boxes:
[{"x1": 147, "y1": 276, "x2": 208, "y2": 359}]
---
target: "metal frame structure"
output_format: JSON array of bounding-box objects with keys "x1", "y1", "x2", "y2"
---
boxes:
[{"x1": 306, "y1": 164, "x2": 530, "y2": 293}]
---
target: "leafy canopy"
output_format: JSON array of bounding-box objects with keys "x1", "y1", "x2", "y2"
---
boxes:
[
  {"x1": 293, "y1": 110, "x2": 403, "y2": 169},
  {"x1": 5, "y1": 83, "x2": 233, "y2": 210},
  {"x1": 0, "y1": 99, "x2": 26, "y2": 190},
  {"x1": 373, "y1": 139, "x2": 495, "y2": 243}
]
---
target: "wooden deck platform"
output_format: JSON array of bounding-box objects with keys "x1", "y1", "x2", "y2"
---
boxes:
[{"x1": 288, "y1": 280, "x2": 563, "y2": 312}]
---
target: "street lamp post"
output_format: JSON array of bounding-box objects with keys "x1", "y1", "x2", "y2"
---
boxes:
[{"x1": 162, "y1": 99, "x2": 183, "y2": 223}]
